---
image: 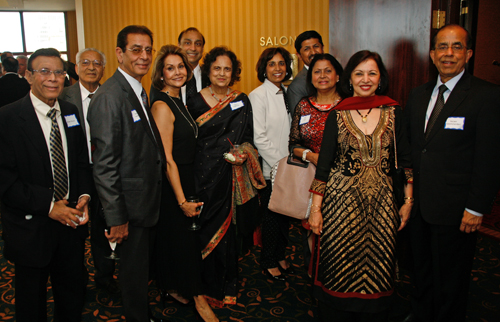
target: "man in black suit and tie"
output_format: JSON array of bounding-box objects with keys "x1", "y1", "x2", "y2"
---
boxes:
[
  {"x1": 404, "y1": 25, "x2": 500, "y2": 322},
  {"x1": 88, "y1": 25, "x2": 166, "y2": 322},
  {"x1": 287, "y1": 30, "x2": 324, "y2": 115},
  {"x1": 59, "y1": 48, "x2": 120, "y2": 295},
  {"x1": 0, "y1": 48, "x2": 92, "y2": 322},
  {"x1": 150, "y1": 27, "x2": 207, "y2": 105},
  {"x1": 0, "y1": 57, "x2": 31, "y2": 107}
]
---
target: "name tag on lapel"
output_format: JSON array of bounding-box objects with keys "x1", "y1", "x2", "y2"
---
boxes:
[
  {"x1": 131, "y1": 109, "x2": 141, "y2": 122},
  {"x1": 299, "y1": 114, "x2": 311, "y2": 125},
  {"x1": 444, "y1": 117, "x2": 465, "y2": 130},
  {"x1": 230, "y1": 101, "x2": 244, "y2": 110},
  {"x1": 64, "y1": 114, "x2": 80, "y2": 128}
]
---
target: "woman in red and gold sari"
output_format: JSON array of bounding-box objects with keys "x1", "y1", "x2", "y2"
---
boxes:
[{"x1": 187, "y1": 46, "x2": 265, "y2": 307}]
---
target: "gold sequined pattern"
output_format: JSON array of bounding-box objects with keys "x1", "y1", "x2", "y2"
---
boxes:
[{"x1": 318, "y1": 106, "x2": 399, "y2": 296}]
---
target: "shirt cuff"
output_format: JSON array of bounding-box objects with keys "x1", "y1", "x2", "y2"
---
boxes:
[
  {"x1": 465, "y1": 208, "x2": 483, "y2": 217},
  {"x1": 79, "y1": 194, "x2": 91, "y2": 202}
]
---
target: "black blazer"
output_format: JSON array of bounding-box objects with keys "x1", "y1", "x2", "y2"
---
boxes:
[
  {"x1": 0, "y1": 73, "x2": 31, "y2": 108},
  {"x1": 405, "y1": 72, "x2": 500, "y2": 225},
  {"x1": 0, "y1": 94, "x2": 92, "y2": 267}
]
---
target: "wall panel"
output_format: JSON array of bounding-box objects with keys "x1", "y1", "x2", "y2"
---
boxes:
[{"x1": 82, "y1": 0, "x2": 329, "y2": 94}]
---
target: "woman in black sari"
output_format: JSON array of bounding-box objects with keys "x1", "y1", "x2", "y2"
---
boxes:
[{"x1": 187, "y1": 46, "x2": 265, "y2": 307}]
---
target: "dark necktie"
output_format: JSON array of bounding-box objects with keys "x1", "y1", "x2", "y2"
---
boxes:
[
  {"x1": 425, "y1": 84, "x2": 448, "y2": 139},
  {"x1": 141, "y1": 88, "x2": 149, "y2": 108},
  {"x1": 47, "y1": 109, "x2": 68, "y2": 201},
  {"x1": 280, "y1": 84, "x2": 291, "y2": 115},
  {"x1": 88, "y1": 93, "x2": 94, "y2": 99},
  {"x1": 185, "y1": 76, "x2": 197, "y2": 103}
]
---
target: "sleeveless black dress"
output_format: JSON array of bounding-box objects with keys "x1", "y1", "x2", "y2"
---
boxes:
[{"x1": 152, "y1": 91, "x2": 202, "y2": 297}]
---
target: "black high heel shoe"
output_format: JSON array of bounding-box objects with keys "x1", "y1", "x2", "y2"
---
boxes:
[
  {"x1": 262, "y1": 268, "x2": 286, "y2": 281},
  {"x1": 279, "y1": 263, "x2": 296, "y2": 275}
]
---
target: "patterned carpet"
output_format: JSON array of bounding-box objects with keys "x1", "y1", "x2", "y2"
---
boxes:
[
  {"x1": 480, "y1": 191, "x2": 500, "y2": 240},
  {"x1": 0, "y1": 219, "x2": 499, "y2": 321}
]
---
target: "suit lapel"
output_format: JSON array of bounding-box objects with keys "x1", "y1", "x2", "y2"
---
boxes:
[
  {"x1": 425, "y1": 73, "x2": 471, "y2": 143},
  {"x1": 415, "y1": 81, "x2": 435, "y2": 145},
  {"x1": 113, "y1": 71, "x2": 163, "y2": 154},
  {"x1": 69, "y1": 84, "x2": 85, "y2": 132},
  {"x1": 17, "y1": 96, "x2": 52, "y2": 174}
]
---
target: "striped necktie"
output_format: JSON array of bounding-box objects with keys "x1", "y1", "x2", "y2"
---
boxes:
[{"x1": 47, "y1": 108, "x2": 68, "y2": 201}]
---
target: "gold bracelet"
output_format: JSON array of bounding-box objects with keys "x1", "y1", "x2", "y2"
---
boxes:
[
  {"x1": 311, "y1": 209, "x2": 321, "y2": 213},
  {"x1": 179, "y1": 199, "x2": 187, "y2": 207},
  {"x1": 311, "y1": 204, "x2": 321, "y2": 208}
]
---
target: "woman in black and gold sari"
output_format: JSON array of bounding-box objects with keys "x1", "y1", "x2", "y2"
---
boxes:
[
  {"x1": 187, "y1": 46, "x2": 265, "y2": 307},
  {"x1": 308, "y1": 50, "x2": 413, "y2": 321}
]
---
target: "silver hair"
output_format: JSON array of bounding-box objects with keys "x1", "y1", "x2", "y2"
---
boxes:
[
  {"x1": 16, "y1": 55, "x2": 28, "y2": 61},
  {"x1": 76, "y1": 48, "x2": 106, "y2": 66}
]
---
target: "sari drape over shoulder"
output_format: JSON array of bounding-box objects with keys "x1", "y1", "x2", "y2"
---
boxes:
[{"x1": 187, "y1": 90, "x2": 256, "y2": 307}]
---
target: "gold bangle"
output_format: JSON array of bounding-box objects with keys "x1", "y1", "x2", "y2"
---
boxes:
[
  {"x1": 311, "y1": 209, "x2": 321, "y2": 213},
  {"x1": 311, "y1": 204, "x2": 321, "y2": 208},
  {"x1": 179, "y1": 199, "x2": 187, "y2": 207}
]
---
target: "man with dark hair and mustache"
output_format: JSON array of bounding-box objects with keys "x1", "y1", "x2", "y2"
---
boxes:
[{"x1": 287, "y1": 30, "x2": 324, "y2": 115}]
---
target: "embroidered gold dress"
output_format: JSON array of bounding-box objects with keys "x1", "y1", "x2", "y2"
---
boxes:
[{"x1": 310, "y1": 105, "x2": 412, "y2": 313}]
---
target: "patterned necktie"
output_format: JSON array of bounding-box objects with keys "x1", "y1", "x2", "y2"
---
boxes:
[
  {"x1": 425, "y1": 84, "x2": 448, "y2": 139},
  {"x1": 47, "y1": 109, "x2": 68, "y2": 201},
  {"x1": 185, "y1": 76, "x2": 197, "y2": 103},
  {"x1": 141, "y1": 88, "x2": 149, "y2": 108},
  {"x1": 280, "y1": 84, "x2": 291, "y2": 115}
]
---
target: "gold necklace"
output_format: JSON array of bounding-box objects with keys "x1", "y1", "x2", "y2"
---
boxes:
[{"x1": 355, "y1": 108, "x2": 373, "y2": 123}]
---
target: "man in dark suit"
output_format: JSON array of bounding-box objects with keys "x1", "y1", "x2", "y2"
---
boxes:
[
  {"x1": 0, "y1": 57, "x2": 31, "y2": 107},
  {"x1": 287, "y1": 30, "x2": 324, "y2": 114},
  {"x1": 0, "y1": 48, "x2": 91, "y2": 322},
  {"x1": 404, "y1": 25, "x2": 500, "y2": 322},
  {"x1": 59, "y1": 48, "x2": 120, "y2": 295},
  {"x1": 150, "y1": 27, "x2": 208, "y2": 105},
  {"x1": 88, "y1": 25, "x2": 166, "y2": 322}
]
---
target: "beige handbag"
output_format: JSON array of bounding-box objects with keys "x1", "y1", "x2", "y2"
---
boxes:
[{"x1": 268, "y1": 154, "x2": 316, "y2": 219}]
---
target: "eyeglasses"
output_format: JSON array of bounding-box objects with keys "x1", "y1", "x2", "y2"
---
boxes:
[
  {"x1": 78, "y1": 59, "x2": 104, "y2": 67},
  {"x1": 127, "y1": 46, "x2": 156, "y2": 55},
  {"x1": 31, "y1": 68, "x2": 67, "y2": 78},
  {"x1": 435, "y1": 44, "x2": 466, "y2": 52}
]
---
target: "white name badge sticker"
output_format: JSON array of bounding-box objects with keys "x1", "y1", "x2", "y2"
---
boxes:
[
  {"x1": 64, "y1": 114, "x2": 80, "y2": 128},
  {"x1": 131, "y1": 110, "x2": 141, "y2": 123},
  {"x1": 299, "y1": 114, "x2": 311, "y2": 125},
  {"x1": 444, "y1": 117, "x2": 465, "y2": 130},
  {"x1": 230, "y1": 101, "x2": 244, "y2": 110}
]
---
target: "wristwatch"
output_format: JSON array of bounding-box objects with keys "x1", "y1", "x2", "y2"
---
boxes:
[{"x1": 302, "y1": 149, "x2": 311, "y2": 162}]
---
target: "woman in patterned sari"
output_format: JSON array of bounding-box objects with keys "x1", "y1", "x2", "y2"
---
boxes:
[
  {"x1": 308, "y1": 50, "x2": 413, "y2": 321},
  {"x1": 187, "y1": 46, "x2": 264, "y2": 307}
]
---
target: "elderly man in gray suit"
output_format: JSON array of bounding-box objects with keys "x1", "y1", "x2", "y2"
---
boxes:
[
  {"x1": 286, "y1": 30, "x2": 324, "y2": 115},
  {"x1": 59, "y1": 48, "x2": 121, "y2": 296},
  {"x1": 87, "y1": 25, "x2": 166, "y2": 322}
]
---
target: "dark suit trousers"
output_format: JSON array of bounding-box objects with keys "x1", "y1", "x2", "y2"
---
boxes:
[
  {"x1": 409, "y1": 208, "x2": 477, "y2": 322},
  {"x1": 89, "y1": 184, "x2": 116, "y2": 284},
  {"x1": 14, "y1": 224, "x2": 87, "y2": 322},
  {"x1": 260, "y1": 180, "x2": 290, "y2": 269},
  {"x1": 119, "y1": 224, "x2": 156, "y2": 321}
]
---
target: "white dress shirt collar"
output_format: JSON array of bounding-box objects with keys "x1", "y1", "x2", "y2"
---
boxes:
[{"x1": 118, "y1": 67, "x2": 147, "y2": 109}]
